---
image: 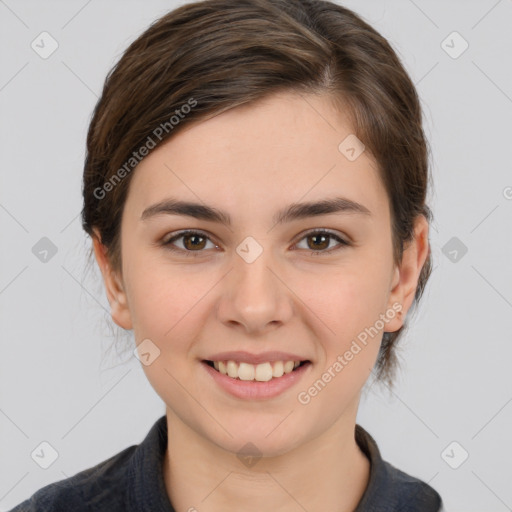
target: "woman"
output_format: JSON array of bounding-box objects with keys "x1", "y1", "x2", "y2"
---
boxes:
[{"x1": 10, "y1": 0, "x2": 444, "y2": 510}]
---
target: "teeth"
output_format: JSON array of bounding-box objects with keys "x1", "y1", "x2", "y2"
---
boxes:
[
  {"x1": 226, "y1": 360, "x2": 238, "y2": 378},
  {"x1": 272, "y1": 361, "x2": 284, "y2": 378},
  {"x1": 238, "y1": 362, "x2": 255, "y2": 381},
  {"x1": 212, "y1": 360, "x2": 303, "y2": 381},
  {"x1": 283, "y1": 361, "x2": 295, "y2": 373},
  {"x1": 255, "y1": 362, "x2": 273, "y2": 382}
]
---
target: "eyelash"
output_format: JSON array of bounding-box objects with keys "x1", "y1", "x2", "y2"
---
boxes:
[{"x1": 161, "y1": 229, "x2": 350, "y2": 257}]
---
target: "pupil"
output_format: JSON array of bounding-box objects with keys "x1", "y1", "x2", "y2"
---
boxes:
[
  {"x1": 185, "y1": 234, "x2": 205, "y2": 250},
  {"x1": 310, "y1": 234, "x2": 328, "y2": 250}
]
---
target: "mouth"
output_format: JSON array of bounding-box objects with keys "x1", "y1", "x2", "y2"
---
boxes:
[{"x1": 202, "y1": 359, "x2": 311, "y2": 382}]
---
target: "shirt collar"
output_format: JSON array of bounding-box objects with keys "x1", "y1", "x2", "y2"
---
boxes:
[
  {"x1": 125, "y1": 415, "x2": 440, "y2": 511},
  {"x1": 353, "y1": 424, "x2": 442, "y2": 511},
  {"x1": 126, "y1": 415, "x2": 174, "y2": 511}
]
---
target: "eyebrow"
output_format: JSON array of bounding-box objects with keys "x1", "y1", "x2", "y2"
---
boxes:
[{"x1": 140, "y1": 196, "x2": 372, "y2": 226}]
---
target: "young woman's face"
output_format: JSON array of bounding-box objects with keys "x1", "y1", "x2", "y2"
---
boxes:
[{"x1": 96, "y1": 91, "x2": 426, "y2": 456}]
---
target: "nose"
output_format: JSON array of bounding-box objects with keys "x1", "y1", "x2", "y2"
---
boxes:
[{"x1": 216, "y1": 241, "x2": 294, "y2": 334}]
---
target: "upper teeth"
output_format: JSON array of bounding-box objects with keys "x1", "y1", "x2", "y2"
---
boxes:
[{"x1": 213, "y1": 360, "x2": 301, "y2": 381}]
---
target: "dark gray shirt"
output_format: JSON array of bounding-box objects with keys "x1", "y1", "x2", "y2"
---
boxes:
[{"x1": 9, "y1": 415, "x2": 443, "y2": 511}]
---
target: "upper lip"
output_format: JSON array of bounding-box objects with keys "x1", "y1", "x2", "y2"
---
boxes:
[{"x1": 204, "y1": 351, "x2": 310, "y2": 365}]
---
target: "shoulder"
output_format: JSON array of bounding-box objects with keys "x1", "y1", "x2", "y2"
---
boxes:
[
  {"x1": 8, "y1": 415, "x2": 170, "y2": 512},
  {"x1": 381, "y1": 459, "x2": 443, "y2": 511},
  {"x1": 354, "y1": 424, "x2": 443, "y2": 511},
  {"x1": 8, "y1": 444, "x2": 137, "y2": 512}
]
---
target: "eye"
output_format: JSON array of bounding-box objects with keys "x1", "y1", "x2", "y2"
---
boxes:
[
  {"x1": 294, "y1": 229, "x2": 350, "y2": 255},
  {"x1": 162, "y1": 229, "x2": 218, "y2": 256},
  {"x1": 161, "y1": 228, "x2": 350, "y2": 257}
]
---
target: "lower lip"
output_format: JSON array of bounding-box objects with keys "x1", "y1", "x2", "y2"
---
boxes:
[{"x1": 201, "y1": 361, "x2": 312, "y2": 400}]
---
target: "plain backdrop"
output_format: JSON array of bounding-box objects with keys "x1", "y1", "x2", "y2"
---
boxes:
[{"x1": 1, "y1": 1, "x2": 511, "y2": 511}]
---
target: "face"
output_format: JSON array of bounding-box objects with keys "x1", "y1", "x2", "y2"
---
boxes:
[{"x1": 93, "y1": 90, "x2": 428, "y2": 456}]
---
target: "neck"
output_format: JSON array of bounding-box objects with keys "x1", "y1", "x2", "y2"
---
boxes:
[{"x1": 162, "y1": 407, "x2": 370, "y2": 512}]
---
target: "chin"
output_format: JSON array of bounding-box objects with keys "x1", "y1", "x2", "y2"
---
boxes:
[{"x1": 203, "y1": 416, "x2": 308, "y2": 459}]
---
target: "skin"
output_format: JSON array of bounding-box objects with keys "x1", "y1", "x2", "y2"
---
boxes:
[{"x1": 93, "y1": 90, "x2": 429, "y2": 512}]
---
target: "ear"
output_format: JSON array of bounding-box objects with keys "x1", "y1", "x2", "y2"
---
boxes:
[
  {"x1": 92, "y1": 229, "x2": 133, "y2": 330},
  {"x1": 385, "y1": 215, "x2": 430, "y2": 333}
]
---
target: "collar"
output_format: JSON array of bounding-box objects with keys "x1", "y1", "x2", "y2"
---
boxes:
[{"x1": 126, "y1": 415, "x2": 441, "y2": 511}]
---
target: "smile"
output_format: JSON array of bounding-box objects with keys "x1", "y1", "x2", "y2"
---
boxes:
[{"x1": 205, "y1": 359, "x2": 309, "y2": 381}]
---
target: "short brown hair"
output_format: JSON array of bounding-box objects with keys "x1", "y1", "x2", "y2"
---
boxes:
[{"x1": 82, "y1": 0, "x2": 434, "y2": 387}]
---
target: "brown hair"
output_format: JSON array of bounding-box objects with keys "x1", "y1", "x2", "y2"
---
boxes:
[{"x1": 81, "y1": 0, "x2": 433, "y2": 387}]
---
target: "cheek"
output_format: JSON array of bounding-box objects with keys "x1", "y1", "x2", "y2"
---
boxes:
[
  {"x1": 128, "y1": 267, "x2": 210, "y2": 402},
  {"x1": 126, "y1": 247, "x2": 392, "y2": 349},
  {"x1": 128, "y1": 269, "x2": 206, "y2": 340},
  {"x1": 292, "y1": 252, "x2": 392, "y2": 378},
  {"x1": 291, "y1": 273, "x2": 385, "y2": 418},
  {"x1": 121, "y1": 230, "x2": 214, "y2": 338},
  {"x1": 305, "y1": 260, "x2": 391, "y2": 336}
]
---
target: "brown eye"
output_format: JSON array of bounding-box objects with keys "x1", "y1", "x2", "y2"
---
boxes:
[
  {"x1": 306, "y1": 233, "x2": 329, "y2": 250},
  {"x1": 295, "y1": 230, "x2": 349, "y2": 254},
  {"x1": 182, "y1": 233, "x2": 207, "y2": 250},
  {"x1": 163, "y1": 230, "x2": 217, "y2": 256}
]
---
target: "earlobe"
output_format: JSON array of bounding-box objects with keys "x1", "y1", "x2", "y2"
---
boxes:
[
  {"x1": 91, "y1": 230, "x2": 133, "y2": 330},
  {"x1": 385, "y1": 266, "x2": 404, "y2": 333},
  {"x1": 385, "y1": 215, "x2": 430, "y2": 333}
]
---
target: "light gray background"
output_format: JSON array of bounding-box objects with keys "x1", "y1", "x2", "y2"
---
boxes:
[{"x1": 1, "y1": 1, "x2": 511, "y2": 510}]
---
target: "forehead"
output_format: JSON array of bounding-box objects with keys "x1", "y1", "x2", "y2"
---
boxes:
[{"x1": 126, "y1": 91, "x2": 388, "y2": 224}]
